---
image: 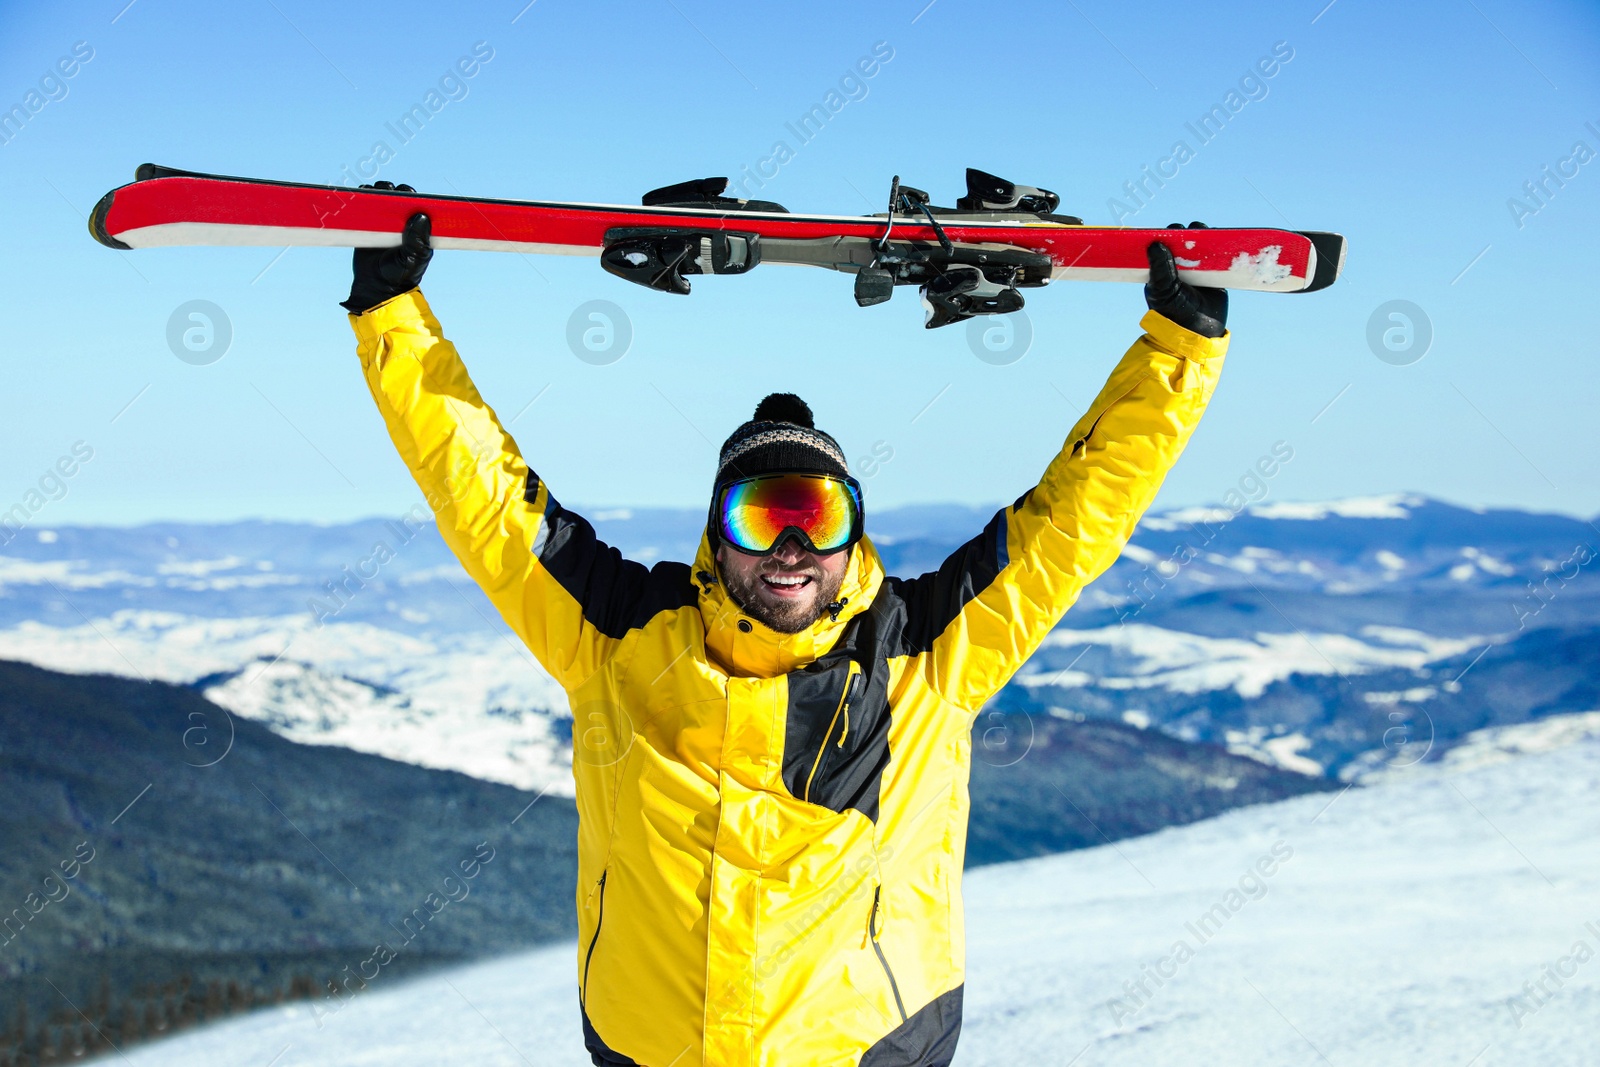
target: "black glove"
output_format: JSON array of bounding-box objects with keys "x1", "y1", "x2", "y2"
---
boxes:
[
  {"x1": 341, "y1": 184, "x2": 432, "y2": 313},
  {"x1": 1145, "y1": 221, "x2": 1228, "y2": 339}
]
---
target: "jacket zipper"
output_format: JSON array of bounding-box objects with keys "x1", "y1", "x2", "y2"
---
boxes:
[
  {"x1": 580, "y1": 871, "x2": 608, "y2": 1007},
  {"x1": 867, "y1": 884, "x2": 907, "y2": 1023},
  {"x1": 803, "y1": 663, "x2": 863, "y2": 804}
]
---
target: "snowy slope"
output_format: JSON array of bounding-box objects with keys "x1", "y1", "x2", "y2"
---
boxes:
[{"x1": 105, "y1": 720, "x2": 1600, "y2": 1067}]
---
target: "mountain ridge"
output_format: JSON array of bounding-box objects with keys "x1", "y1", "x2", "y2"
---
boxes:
[{"x1": 2, "y1": 494, "x2": 1595, "y2": 790}]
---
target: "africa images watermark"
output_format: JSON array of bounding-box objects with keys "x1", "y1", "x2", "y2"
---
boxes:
[
  {"x1": 1506, "y1": 918, "x2": 1600, "y2": 1030},
  {"x1": 307, "y1": 434, "x2": 505, "y2": 626},
  {"x1": 308, "y1": 841, "x2": 497, "y2": 1029},
  {"x1": 1105, "y1": 41, "x2": 1295, "y2": 224},
  {"x1": 729, "y1": 41, "x2": 895, "y2": 200},
  {"x1": 1, "y1": 841, "x2": 97, "y2": 950},
  {"x1": 0, "y1": 440, "x2": 95, "y2": 548},
  {"x1": 307, "y1": 41, "x2": 496, "y2": 229},
  {"x1": 307, "y1": 508, "x2": 430, "y2": 626},
  {"x1": 1116, "y1": 440, "x2": 1294, "y2": 624},
  {"x1": 0, "y1": 40, "x2": 94, "y2": 148},
  {"x1": 566, "y1": 300, "x2": 633, "y2": 366},
  {"x1": 1511, "y1": 541, "x2": 1595, "y2": 631},
  {"x1": 1105, "y1": 839, "x2": 1294, "y2": 1027},
  {"x1": 752, "y1": 844, "x2": 895, "y2": 982},
  {"x1": 1506, "y1": 119, "x2": 1599, "y2": 230}
]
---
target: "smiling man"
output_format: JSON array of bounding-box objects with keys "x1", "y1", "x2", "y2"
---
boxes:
[
  {"x1": 344, "y1": 202, "x2": 1227, "y2": 1067},
  {"x1": 708, "y1": 394, "x2": 857, "y2": 633}
]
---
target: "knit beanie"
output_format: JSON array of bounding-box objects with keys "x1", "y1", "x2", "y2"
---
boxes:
[{"x1": 713, "y1": 393, "x2": 850, "y2": 488}]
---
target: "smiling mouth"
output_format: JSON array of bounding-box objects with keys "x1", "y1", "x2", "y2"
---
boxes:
[{"x1": 760, "y1": 573, "x2": 814, "y2": 596}]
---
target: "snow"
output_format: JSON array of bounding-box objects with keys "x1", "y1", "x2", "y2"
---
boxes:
[
  {"x1": 1462, "y1": 547, "x2": 1515, "y2": 576},
  {"x1": 1363, "y1": 687, "x2": 1438, "y2": 706},
  {"x1": 1115, "y1": 542, "x2": 1163, "y2": 569},
  {"x1": 1247, "y1": 494, "x2": 1424, "y2": 521},
  {"x1": 0, "y1": 610, "x2": 574, "y2": 794},
  {"x1": 1356, "y1": 625, "x2": 1477, "y2": 659},
  {"x1": 202, "y1": 659, "x2": 571, "y2": 791},
  {"x1": 156, "y1": 555, "x2": 249, "y2": 576},
  {"x1": 106, "y1": 725, "x2": 1600, "y2": 1066},
  {"x1": 1372, "y1": 711, "x2": 1600, "y2": 779},
  {"x1": 1031, "y1": 623, "x2": 1482, "y2": 699},
  {"x1": 955, "y1": 730, "x2": 1600, "y2": 1065},
  {"x1": 1259, "y1": 732, "x2": 1321, "y2": 776},
  {"x1": 1221, "y1": 726, "x2": 1324, "y2": 774},
  {"x1": 1138, "y1": 505, "x2": 1237, "y2": 530},
  {"x1": 0, "y1": 556, "x2": 153, "y2": 589},
  {"x1": 1228, "y1": 245, "x2": 1292, "y2": 285}
]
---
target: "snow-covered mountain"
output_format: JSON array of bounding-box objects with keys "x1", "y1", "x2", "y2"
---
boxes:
[
  {"x1": 99, "y1": 717, "x2": 1600, "y2": 1066},
  {"x1": 1, "y1": 495, "x2": 1595, "y2": 789}
]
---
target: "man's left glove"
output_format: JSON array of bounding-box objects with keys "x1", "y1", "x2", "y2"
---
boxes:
[
  {"x1": 342, "y1": 184, "x2": 432, "y2": 314},
  {"x1": 1145, "y1": 222, "x2": 1228, "y2": 339}
]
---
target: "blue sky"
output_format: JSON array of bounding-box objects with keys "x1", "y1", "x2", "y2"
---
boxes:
[{"x1": 1, "y1": 0, "x2": 1597, "y2": 525}]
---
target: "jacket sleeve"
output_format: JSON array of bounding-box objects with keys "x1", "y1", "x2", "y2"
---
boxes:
[
  {"x1": 349, "y1": 289, "x2": 644, "y2": 691},
  {"x1": 905, "y1": 310, "x2": 1227, "y2": 711}
]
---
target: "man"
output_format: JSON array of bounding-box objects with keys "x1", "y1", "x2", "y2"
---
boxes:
[{"x1": 344, "y1": 197, "x2": 1228, "y2": 1067}]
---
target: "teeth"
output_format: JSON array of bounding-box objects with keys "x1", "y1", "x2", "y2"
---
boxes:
[{"x1": 763, "y1": 575, "x2": 809, "y2": 586}]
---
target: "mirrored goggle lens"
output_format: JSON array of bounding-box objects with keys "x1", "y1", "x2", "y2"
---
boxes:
[{"x1": 719, "y1": 475, "x2": 859, "y2": 553}]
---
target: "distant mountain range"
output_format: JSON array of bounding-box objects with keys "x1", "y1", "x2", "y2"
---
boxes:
[{"x1": 2, "y1": 495, "x2": 1594, "y2": 788}]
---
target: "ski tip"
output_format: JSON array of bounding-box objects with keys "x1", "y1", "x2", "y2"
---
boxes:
[
  {"x1": 88, "y1": 188, "x2": 130, "y2": 250},
  {"x1": 1296, "y1": 232, "x2": 1346, "y2": 293},
  {"x1": 135, "y1": 162, "x2": 203, "y2": 182}
]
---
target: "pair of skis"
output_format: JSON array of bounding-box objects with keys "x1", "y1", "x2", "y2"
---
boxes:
[{"x1": 90, "y1": 164, "x2": 1345, "y2": 327}]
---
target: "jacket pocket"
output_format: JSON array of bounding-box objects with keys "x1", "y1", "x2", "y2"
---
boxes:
[
  {"x1": 867, "y1": 884, "x2": 908, "y2": 1024},
  {"x1": 803, "y1": 661, "x2": 864, "y2": 805},
  {"x1": 581, "y1": 870, "x2": 608, "y2": 1007}
]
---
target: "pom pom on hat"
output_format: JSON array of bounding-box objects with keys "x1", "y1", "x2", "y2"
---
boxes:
[{"x1": 752, "y1": 393, "x2": 814, "y2": 428}]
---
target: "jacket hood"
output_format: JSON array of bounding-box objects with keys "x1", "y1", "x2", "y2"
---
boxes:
[{"x1": 692, "y1": 531, "x2": 884, "y2": 678}]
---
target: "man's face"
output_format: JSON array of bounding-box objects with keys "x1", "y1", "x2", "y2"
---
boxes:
[{"x1": 716, "y1": 537, "x2": 850, "y2": 634}]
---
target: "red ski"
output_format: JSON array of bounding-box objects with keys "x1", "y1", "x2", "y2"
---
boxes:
[{"x1": 90, "y1": 165, "x2": 1345, "y2": 327}]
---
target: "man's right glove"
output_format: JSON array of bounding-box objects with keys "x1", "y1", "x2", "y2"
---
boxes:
[
  {"x1": 341, "y1": 185, "x2": 433, "y2": 314},
  {"x1": 1144, "y1": 222, "x2": 1228, "y2": 339}
]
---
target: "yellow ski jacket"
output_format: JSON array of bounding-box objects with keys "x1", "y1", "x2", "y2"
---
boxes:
[{"x1": 350, "y1": 291, "x2": 1226, "y2": 1067}]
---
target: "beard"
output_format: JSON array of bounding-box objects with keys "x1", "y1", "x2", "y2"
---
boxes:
[{"x1": 720, "y1": 555, "x2": 848, "y2": 634}]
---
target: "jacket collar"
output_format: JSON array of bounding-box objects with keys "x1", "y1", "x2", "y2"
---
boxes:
[{"x1": 693, "y1": 533, "x2": 884, "y2": 678}]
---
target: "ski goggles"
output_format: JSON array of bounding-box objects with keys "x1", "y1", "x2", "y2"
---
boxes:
[{"x1": 713, "y1": 473, "x2": 865, "y2": 555}]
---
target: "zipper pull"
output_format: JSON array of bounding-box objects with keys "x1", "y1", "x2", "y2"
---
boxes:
[{"x1": 838, "y1": 670, "x2": 863, "y2": 747}]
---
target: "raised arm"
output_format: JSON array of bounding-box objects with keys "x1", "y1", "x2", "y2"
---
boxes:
[
  {"x1": 345, "y1": 209, "x2": 647, "y2": 690},
  {"x1": 902, "y1": 236, "x2": 1229, "y2": 710}
]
